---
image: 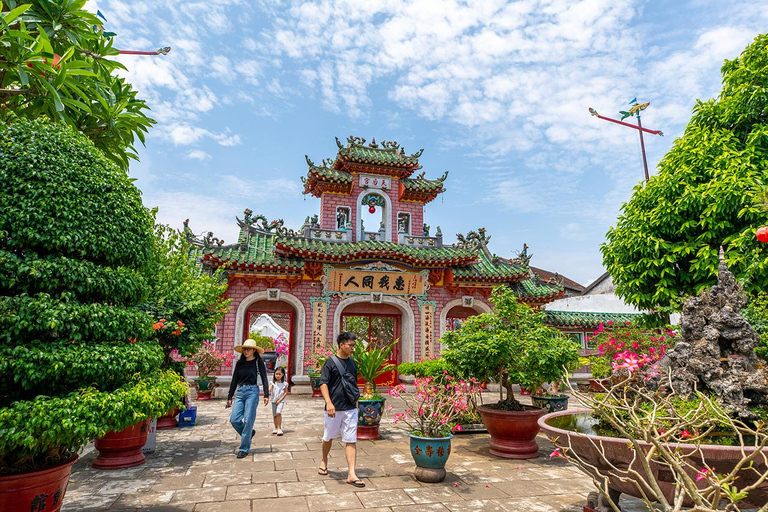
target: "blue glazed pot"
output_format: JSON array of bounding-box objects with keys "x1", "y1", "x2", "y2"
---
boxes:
[
  {"x1": 531, "y1": 395, "x2": 569, "y2": 413},
  {"x1": 358, "y1": 398, "x2": 385, "y2": 426},
  {"x1": 408, "y1": 433, "x2": 453, "y2": 469}
]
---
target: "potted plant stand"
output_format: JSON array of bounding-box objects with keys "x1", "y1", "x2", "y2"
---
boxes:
[
  {"x1": 530, "y1": 394, "x2": 569, "y2": 413},
  {"x1": 194, "y1": 376, "x2": 217, "y2": 400},
  {"x1": 408, "y1": 433, "x2": 454, "y2": 483},
  {"x1": 0, "y1": 453, "x2": 78, "y2": 512},
  {"x1": 357, "y1": 397, "x2": 386, "y2": 440},
  {"x1": 309, "y1": 372, "x2": 323, "y2": 397},
  {"x1": 93, "y1": 419, "x2": 151, "y2": 470},
  {"x1": 478, "y1": 405, "x2": 547, "y2": 459},
  {"x1": 156, "y1": 406, "x2": 179, "y2": 429}
]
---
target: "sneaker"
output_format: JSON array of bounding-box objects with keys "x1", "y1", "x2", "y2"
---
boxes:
[
  {"x1": 272, "y1": 428, "x2": 278, "y2": 435},
  {"x1": 277, "y1": 429, "x2": 284, "y2": 436},
  {"x1": 236, "y1": 451, "x2": 248, "y2": 459},
  {"x1": 252, "y1": 429, "x2": 256, "y2": 438}
]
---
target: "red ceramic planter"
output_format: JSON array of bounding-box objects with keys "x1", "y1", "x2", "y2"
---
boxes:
[
  {"x1": 357, "y1": 424, "x2": 380, "y2": 440},
  {"x1": 93, "y1": 419, "x2": 150, "y2": 470},
  {"x1": 478, "y1": 405, "x2": 547, "y2": 459},
  {"x1": 156, "y1": 407, "x2": 179, "y2": 430},
  {"x1": 0, "y1": 453, "x2": 77, "y2": 512}
]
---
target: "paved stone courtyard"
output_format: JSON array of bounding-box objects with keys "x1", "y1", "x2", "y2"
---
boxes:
[{"x1": 62, "y1": 394, "x2": 650, "y2": 512}]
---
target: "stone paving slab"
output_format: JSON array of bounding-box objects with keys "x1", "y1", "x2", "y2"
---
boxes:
[{"x1": 63, "y1": 394, "x2": 656, "y2": 511}]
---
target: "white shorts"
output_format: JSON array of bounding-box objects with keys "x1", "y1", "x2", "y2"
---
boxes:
[
  {"x1": 271, "y1": 401, "x2": 284, "y2": 415},
  {"x1": 322, "y1": 409, "x2": 358, "y2": 443}
]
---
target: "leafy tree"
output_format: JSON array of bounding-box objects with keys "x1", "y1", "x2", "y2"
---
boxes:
[
  {"x1": 0, "y1": 119, "x2": 184, "y2": 474},
  {"x1": 441, "y1": 286, "x2": 579, "y2": 410},
  {"x1": 602, "y1": 33, "x2": 768, "y2": 311},
  {"x1": 0, "y1": 0, "x2": 155, "y2": 168},
  {"x1": 141, "y1": 225, "x2": 231, "y2": 372}
]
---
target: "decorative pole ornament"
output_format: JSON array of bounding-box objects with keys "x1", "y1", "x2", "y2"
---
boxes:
[
  {"x1": 94, "y1": 10, "x2": 171, "y2": 57},
  {"x1": 589, "y1": 99, "x2": 663, "y2": 182}
]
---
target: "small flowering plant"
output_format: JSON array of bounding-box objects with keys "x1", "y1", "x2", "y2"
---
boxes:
[
  {"x1": 585, "y1": 322, "x2": 677, "y2": 380},
  {"x1": 175, "y1": 340, "x2": 235, "y2": 378},
  {"x1": 303, "y1": 345, "x2": 336, "y2": 374},
  {"x1": 388, "y1": 374, "x2": 483, "y2": 438},
  {"x1": 273, "y1": 333, "x2": 289, "y2": 356}
]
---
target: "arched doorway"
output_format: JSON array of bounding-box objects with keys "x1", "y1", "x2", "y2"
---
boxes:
[
  {"x1": 339, "y1": 302, "x2": 401, "y2": 388},
  {"x1": 233, "y1": 291, "x2": 305, "y2": 387},
  {"x1": 439, "y1": 298, "x2": 491, "y2": 338}
]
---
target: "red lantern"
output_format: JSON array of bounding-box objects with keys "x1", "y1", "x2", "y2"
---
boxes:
[
  {"x1": 368, "y1": 205, "x2": 376, "y2": 214},
  {"x1": 757, "y1": 226, "x2": 768, "y2": 243}
]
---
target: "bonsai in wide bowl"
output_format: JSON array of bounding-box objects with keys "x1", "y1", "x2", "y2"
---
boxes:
[{"x1": 442, "y1": 287, "x2": 579, "y2": 459}]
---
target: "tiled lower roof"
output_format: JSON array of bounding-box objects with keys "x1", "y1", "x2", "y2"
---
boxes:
[
  {"x1": 452, "y1": 249, "x2": 528, "y2": 282},
  {"x1": 543, "y1": 310, "x2": 642, "y2": 327},
  {"x1": 515, "y1": 279, "x2": 565, "y2": 301}
]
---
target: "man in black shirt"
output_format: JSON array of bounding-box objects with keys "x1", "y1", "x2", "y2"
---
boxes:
[{"x1": 318, "y1": 332, "x2": 364, "y2": 487}]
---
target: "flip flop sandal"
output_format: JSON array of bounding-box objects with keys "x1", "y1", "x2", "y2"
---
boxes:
[
  {"x1": 347, "y1": 479, "x2": 365, "y2": 488},
  {"x1": 318, "y1": 467, "x2": 328, "y2": 475}
]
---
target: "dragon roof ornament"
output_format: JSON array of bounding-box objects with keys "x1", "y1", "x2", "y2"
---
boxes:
[
  {"x1": 455, "y1": 227, "x2": 491, "y2": 250},
  {"x1": 237, "y1": 208, "x2": 300, "y2": 237},
  {"x1": 183, "y1": 218, "x2": 224, "y2": 250},
  {"x1": 511, "y1": 243, "x2": 532, "y2": 266}
]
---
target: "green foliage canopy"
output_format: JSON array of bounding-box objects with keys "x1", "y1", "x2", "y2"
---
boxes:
[
  {"x1": 0, "y1": 119, "x2": 184, "y2": 474},
  {"x1": 602, "y1": 34, "x2": 768, "y2": 310},
  {"x1": 441, "y1": 286, "x2": 579, "y2": 409},
  {"x1": 0, "y1": 0, "x2": 155, "y2": 168}
]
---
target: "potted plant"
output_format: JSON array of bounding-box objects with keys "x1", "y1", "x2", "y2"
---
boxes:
[
  {"x1": 185, "y1": 340, "x2": 235, "y2": 400},
  {"x1": 303, "y1": 345, "x2": 335, "y2": 397},
  {"x1": 249, "y1": 332, "x2": 277, "y2": 371},
  {"x1": 442, "y1": 286, "x2": 579, "y2": 459},
  {"x1": 353, "y1": 339, "x2": 399, "y2": 439},
  {"x1": 388, "y1": 377, "x2": 481, "y2": 482},
  {"x1": 528, "y1": 338, "x2": 581, "y2": 413},
  {"x1": 0, "y1": 119, "x2": 187, "y2": 507}
]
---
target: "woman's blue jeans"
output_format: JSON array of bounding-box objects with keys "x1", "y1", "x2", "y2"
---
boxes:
[{"x1": 229, "y1": 384, "x2": 259, "y2": 452}]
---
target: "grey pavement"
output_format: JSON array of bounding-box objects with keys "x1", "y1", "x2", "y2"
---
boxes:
[{"x1": 62, "y1": 394, "x2": 650, "y2": 511}]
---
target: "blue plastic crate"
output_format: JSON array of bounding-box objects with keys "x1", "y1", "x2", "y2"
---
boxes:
[{"x1": 178, "y1": 406, "x2": 197, "y2": 427}]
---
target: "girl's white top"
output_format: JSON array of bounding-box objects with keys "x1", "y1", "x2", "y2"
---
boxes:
[{"x1": 271, "y1": 381, "x2": 288, "y2": 403}]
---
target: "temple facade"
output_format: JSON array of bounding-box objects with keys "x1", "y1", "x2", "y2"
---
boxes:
[{"x1": 186, "y1": 136, "x2": 566, "y2": 391}]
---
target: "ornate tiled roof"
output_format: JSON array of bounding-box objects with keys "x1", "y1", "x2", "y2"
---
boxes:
[
  {"x1": 451, "y1": 247, "x2": 529, "y2": 282},
  {"x1": 302, "y1": 157, "x2": 353, "y2": 197},
  {"x1": 274, "y1": 237, "x2": 477, "y2": 267},
  {"x1": 515, "y1": 278, "x2": 564, "y2": 303},
  {"x1": 543, "y1": 310, "x2": 642, "y2": 328},
  {"x1": 400, "y1": 171, "x2": 448, "y2": 203},
  {"x1": 335, "y1": 136, "x2": 422, "y2": 171}
]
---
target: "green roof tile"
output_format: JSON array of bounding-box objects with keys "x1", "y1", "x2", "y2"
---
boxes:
[
  {"x1": 337, "y1": 137, "x2": 422, "y2": 167},
  {"x1": 307, "y1": 162, "x2": 353, "y2": 183},
  {"x1": 543, "y1": 310, "x2": 642, "y2": 328},
  {"x1": 515, "y1": 278, "x2": 564, "y2": 299},
  {"x1": 401, "y1": 171, "x2": 448, "y2": 194},
  {"x1": 202, "y1": 231, "x2": 304, "y2": 272},
  {"x1": 452, "y1": 249, "x2": 528, "y2": 281}
]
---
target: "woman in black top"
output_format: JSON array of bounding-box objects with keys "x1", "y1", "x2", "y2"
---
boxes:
[{"x1": 227, "y1": 338, "x2": 270, "y2": 458}]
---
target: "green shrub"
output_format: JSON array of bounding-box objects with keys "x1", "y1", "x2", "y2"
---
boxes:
[
  {"x1": 0, "y1": 119, "x2": 184, "y2": 474},
  {"x1": 398, "y1": 359, "x2": 450, "y2": 379},
  {"x1": 248, "y1": 332, "x2": 276, "y2": 350}
]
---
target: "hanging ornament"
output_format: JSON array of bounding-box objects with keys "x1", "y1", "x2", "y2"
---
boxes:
[
  {"x1": 369, "y1": 205, "x2": 376, "y2": 214},
  {"x1": 757, "y1": 226, "x2": 768, "y2": 243}
]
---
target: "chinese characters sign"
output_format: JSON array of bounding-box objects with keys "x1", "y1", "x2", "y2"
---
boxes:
[
  {"x1": 310, "y1": 298, "x2": 328, "y2": 352},
  {"x1": 420, "y1": 302, "x2": 436, "y2": 359},
  {"x1": 359, "y1": 174, "x2": 390, "y2": 190},
  {"x1": 327, "y1": 269, "x2": 425, "y2": 296}
]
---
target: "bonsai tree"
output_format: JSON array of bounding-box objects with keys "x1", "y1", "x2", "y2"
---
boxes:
[
  {"x1": 602, "y1": 33, "x2": 768, "y2": 311},
  {"x1": 442, "y1": 286, "x2": 579, "y2": 410},
  {"x1": 0, "y1": 119, "x2": 186, "y2": 474},
  {"x1": 354, "y1": 339, "x2": 399, "y2": 398}
]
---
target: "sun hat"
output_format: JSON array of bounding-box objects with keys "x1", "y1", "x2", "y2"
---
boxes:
[{"x1": 233, "y1": 338, "x2": 265, "y2": 354}]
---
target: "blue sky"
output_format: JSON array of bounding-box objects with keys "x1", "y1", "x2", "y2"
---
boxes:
[{"x1": 93, "y1": 0, "x2": 767, "y2": 286}]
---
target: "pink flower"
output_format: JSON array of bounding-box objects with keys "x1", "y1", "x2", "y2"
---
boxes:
[
  {"x1": 681, "y1": 430, "x2": 691, "y2": 439},
  {"x1": 549, "y1": 448, "x2": 565, "y2": 459},
  {"x1": 453, "y1": 483, "x2": 459, "y2": 487},
  {"x1": 696, "y1": 468, "x2": 709, "y2": 481}
]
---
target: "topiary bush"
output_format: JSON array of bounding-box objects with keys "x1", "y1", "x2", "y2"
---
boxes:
[{"x1": 0, "y1": 119, "x2": 185, "y2": 474}]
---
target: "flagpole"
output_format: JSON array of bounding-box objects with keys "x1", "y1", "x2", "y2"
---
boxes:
[{"x1": 637, "y1": 116, "x2": 650, "y2": 182}]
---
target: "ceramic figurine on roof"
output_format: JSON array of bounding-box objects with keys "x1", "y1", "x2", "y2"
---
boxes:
[{"x1": 186, "y1": 137, "x2": 572, "y2": 396}]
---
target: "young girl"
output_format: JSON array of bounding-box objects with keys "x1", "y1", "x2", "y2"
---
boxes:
[{"x1": 269, "y1": 367, "x2": 288, "y2": 436}]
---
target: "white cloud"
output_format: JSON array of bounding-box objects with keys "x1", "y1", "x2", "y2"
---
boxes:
[
  {"x1": 167, "y1": 123, "x2": 242, "y2": 147},
  {"x1": 186, "y1": 150, "x2": 211, "y2": 160}
]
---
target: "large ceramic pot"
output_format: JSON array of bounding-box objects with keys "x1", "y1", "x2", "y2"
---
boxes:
[
  {"x1": 539, "y1": 408, "x2": 768, "y2": 508},
  {"x1": 194, "y1": 376, "x2": 217, "y2": 400},
  {"x1": 156, "y1": 406, "x2": 179, "y2": 430},
  {"x1": 357, "y1": 398, "x2": 386, "y2": 440},
  {"x1": 478, "y1": 404, "x2": 547, "y2": 459},
  {"x1": 93, "y1": 419, "x2": 150, "y2": 470},
  {"x1": 531, "y1": 394, "x2": 569, "y2": 413},
  {"x1": 408, "y1": 433, "x2": 454, "y2": 483},
  {"x1": 309, "y1": 372, "x2": 323, "y2": 398},
  {"x1": 0, "y1": 453, "x2": 77, "y2": 512}
]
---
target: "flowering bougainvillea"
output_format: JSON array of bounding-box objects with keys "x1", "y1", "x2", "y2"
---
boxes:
[
  {"x1": 174, "y1": 340, "x2": 234, "y2": 378},
  {"x1": 388, "y1": 374, "x2": 482, "y2": 438},
  {"x1": 303, "y1": 345, "x2": 336, "y2": 373}
]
